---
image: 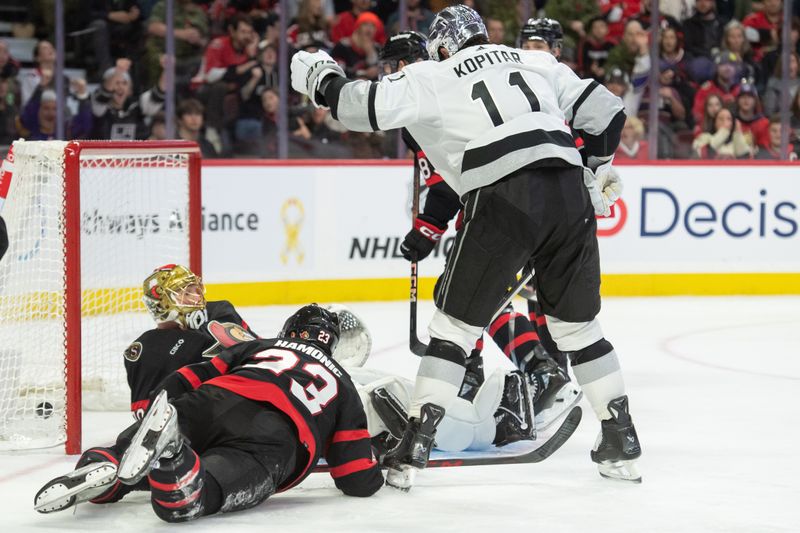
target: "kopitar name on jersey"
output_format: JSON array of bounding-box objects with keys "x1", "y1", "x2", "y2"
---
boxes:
[{"x1": 451, "y1": 47, "x2": 523, "y2": 78}]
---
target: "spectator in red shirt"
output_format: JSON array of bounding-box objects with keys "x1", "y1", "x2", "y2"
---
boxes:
[
  {"x1": 331, "y1": 0, "x2": 386, "y2": 45},
  {"x1": 331, "y1": 12, "x2": 381, "y2": 80},
  {"x1": 202, "y1": 14, "x2": 257, "y2": 84},
  {"x1": 692, "y1": 52, "x2": 742, "y2": 125},
  {"x1": 743, "y1": 0, "x2": 783, "y2": 61},
  {"x1": 615, "y1": 115, "x2": 649, "y2": 160},
  {"x1": 199, "y1": 13, "x2": 257, "y2": 150},
  {"x1": 693, "y1": 93, "x2": 724, "y2": 137},
  {"x1": 735, "y1": 81, "x2": 770, "y2": 148},
  {"x1": 597, "y1": 0, "x2": 642, "y2": 43}
]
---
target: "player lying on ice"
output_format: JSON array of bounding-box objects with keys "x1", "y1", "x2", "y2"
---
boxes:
[
  {"x1": 34, "y1": 295, "x2": 575, "y2": 517},
  {"x1": 291, "y1": 5, "x2": 642, "y2": 489},
  {"x1": 125, "y1": 264, "x2": 258, "y2": 419},
  {"x1": 35, "y1": 304, "x2": 384, "y2": 521}
]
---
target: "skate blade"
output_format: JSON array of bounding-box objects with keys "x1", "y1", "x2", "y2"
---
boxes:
[
  {"x1": 34, "y1": 463, "x2": 117, "y2": 514},
  {"x1": 598, "y1": 459, "x2": 642, "y2": 484},
  {"x1": 118, "y1": 392, "x2": 175, "y2": 485},
  {"x1": 385, "y1": 465, "x2": 416, "y2": 492},
  {"x1": 535, "y1": 388, "x2": 583, "y2": 433}
]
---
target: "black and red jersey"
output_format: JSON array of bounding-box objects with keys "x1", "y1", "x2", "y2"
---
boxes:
[
  {"x1": 402, "y1": 128, "x2": 462, "y2": 229},
  {"x1": 156, "y1": 337, "x2": 383, "y2": 497},
  {"x1": 124, "y1": 300, "x2": 256, "y2": 418}
]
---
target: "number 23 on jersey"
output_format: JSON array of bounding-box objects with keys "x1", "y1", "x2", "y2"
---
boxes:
[{"x1": 243, "y1": 348, "x2": 338, "y2": 415}]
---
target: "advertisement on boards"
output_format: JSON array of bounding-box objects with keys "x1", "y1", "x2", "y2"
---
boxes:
[{"x1": 201, "y1": 163, "x2": 800, "y2": 286}]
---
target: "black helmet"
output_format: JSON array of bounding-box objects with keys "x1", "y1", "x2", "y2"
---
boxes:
[
  {"x1": 519, "y1": 18, "x2": 564, "y2": 52},
  {"x1": 379, "y1": 31, "x2": 429, "y2": 69},
  {"x1": 280, "y1": 303, "x2": 341, "y2": 353}
]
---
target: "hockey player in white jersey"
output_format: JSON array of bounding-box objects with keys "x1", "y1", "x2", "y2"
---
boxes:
[
  {"x1": 291, "y1": 5, "x2": 641, "y2": 487},
  {"x1": 381, "y1": 30, "x2": 581, "y2": 432}
]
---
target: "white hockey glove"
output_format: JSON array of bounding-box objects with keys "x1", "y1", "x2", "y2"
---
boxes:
[
  {"x1": 290, "y1": 50, "x2": 345, "y2": 109},
  {"x1": 583, "y1": 156, "x2": 623, "y2": 217}
]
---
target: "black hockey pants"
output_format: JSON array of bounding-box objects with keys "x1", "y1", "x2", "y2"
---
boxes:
[{"x1": 434, "y1": 164, "x2": 601, "y2": 329}]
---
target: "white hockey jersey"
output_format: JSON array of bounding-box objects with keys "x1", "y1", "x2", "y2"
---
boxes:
[{"x1": 330, "y1": 44, "x2": 624, "y2": 197}]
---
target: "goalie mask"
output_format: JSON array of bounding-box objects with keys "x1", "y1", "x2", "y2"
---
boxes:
[
  {"x1": 142, "y1": 264, "x2": 207, "y2": 330},
  {"x1": 325, "y1": 304, "x2": 372, "y2": 368},
  {"x1": 281, "y1": 303, "x2": 340, "y2": 353},
  {"x1": 427, "y1": 5, "x2": 487, "y2": 61}
]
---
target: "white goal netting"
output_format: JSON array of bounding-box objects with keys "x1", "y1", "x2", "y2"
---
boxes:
[{"x1": 0, "y1": 140, "x2": 195, "y2": 451}]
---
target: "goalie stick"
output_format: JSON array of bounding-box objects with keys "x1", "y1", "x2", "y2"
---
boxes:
[{"x1": 313, "y1": 405, "x2": 581, "y2": 473}]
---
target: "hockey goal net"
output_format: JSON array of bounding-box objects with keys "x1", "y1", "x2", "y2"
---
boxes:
[{"x1": 0, "y1": 140, "x2": 201, "y2": 454}]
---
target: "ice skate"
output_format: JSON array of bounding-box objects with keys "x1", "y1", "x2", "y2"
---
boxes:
[
  {"x1": 493, "y1": 371, "x2": 535, "y2": 446},
  {"x1": 384, "y1": 403, "x2": 445, "y2": 491},
  {"x1": 118, "y1": 390, "x2": 183, "y2": 485},
  {"x1": 34, "y1": 461, "x2": 118, "y2": 514},
  {"x1": 591, "y1": 395, "x2": 642, "y2": 483},
  {"x1": 527, "y1": 346, "x2": 583, "y2": 431}
]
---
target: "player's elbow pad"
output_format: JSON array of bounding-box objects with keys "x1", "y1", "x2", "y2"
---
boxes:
[{"x1": 580, "y1": 110, "x2": 626, "y2": 158}]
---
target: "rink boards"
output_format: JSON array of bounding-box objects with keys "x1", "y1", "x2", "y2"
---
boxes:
[{"x1": 197, "y1": 160, "x2": 800, "y2": 303}]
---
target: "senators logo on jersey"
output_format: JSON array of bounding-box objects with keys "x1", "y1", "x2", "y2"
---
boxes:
[{"x1": 124, "y1": 342, "x2": 143, "y2": 362}]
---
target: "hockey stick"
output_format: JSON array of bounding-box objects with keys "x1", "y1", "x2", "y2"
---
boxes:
[
  {"x1": 409, "y1": 161, "x2": 428, "y2": 356},
  {"x1": 426, "y1": 405, "x2": 581, "y2": 468},
  {"x1": 410, "y1": 259, "x2": 534, "y2": 357},
  {"x1": 313, "y1": 406, "x2": 581, "y2": 473}
]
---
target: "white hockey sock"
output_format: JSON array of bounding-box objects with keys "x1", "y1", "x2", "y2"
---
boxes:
[
  {"x1": 409, "y1": 355, "x2": 465, "y2": 419},
  {"x1": 571, "y1": 348, "x2": 625, "y2": 421}
]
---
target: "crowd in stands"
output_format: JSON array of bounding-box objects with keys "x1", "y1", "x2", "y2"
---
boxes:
[{"x1": 0, "y1": 0, "x2": 798, "y2": 160}]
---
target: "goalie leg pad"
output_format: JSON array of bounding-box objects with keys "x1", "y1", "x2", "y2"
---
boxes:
[{"x1": 436, "y1": 368, "x2": 505, "y2": 452}]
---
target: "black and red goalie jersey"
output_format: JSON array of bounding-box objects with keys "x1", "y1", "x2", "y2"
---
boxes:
[
  {"x1": 124, "y1": 300, "x2": 257, "y2": 418},
  {"x1": 154, "y1": 335, "x2": 384, "y2": 497}
]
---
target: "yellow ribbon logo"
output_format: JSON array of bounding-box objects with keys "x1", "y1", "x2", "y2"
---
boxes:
[{"x1": 281, "y1": 198, "x2": 305, "y2": 265}]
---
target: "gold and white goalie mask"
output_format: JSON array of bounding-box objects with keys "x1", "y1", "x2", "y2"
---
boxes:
[{"x1": 143, "y1": 264, "x2": 207, "y2": 329}]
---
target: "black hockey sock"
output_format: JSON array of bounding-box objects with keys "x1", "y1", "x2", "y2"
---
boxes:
[
  {"x1": 489, "y1": 305, "x2": 543, "y2": 373},
  {"x1": 148, "y1": 444, "x2": 208, "y2": 523},
  {"x1": 527, "y1": 299, "x2": 562, "y2": 360}
]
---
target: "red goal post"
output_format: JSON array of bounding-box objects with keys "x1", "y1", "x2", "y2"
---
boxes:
[{"x1": 0, "y1": 140, "x2": 201, "y2": 454}]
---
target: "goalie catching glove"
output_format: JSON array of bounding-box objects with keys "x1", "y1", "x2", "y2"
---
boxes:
[
  {"x1": 290, "y1": 50, "x2": 345, "y2": 109},
  {"x1": 583, "y1": 156, "x2": 623, "y2": 217},
  {"x1": 400, "y1": 215, "x2": 447, "y2": 261}
]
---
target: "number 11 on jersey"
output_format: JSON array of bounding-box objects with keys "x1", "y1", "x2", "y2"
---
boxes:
[{"x1": 471, "y1": 70, "x2": 541, "y2": 126}]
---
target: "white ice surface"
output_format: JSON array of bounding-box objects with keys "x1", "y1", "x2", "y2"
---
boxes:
[{"x1": 2, "y1": 297, "x2": 798, "y2": 532}]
